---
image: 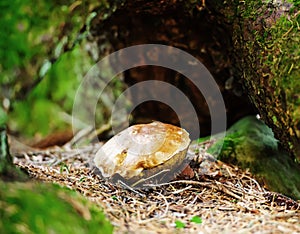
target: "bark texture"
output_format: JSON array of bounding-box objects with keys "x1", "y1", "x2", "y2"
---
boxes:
[
  {"x1": 229, "y1": 1, "x2": 300, "y2": 161},
  {"x1": 0, "y1": 126, "x2": 27, "y2": 181},
  {"x1": 89, "y1": 0, "x2": 299, "y2": 159}
]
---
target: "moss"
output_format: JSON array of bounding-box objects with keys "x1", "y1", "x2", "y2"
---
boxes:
[
  {"x1": 0, "y1": 127, "x2": 28, "y2": 181},
  {"x1": 0, "y1": 181, "x2": 113, "y2": 234},
  {"x1": 204, "y1": 116, "x2": 300, "y2": 200},
  {"x1": 261, "y1": 6, "x2": 300, "y2": 159},
  {"x1": 226, "y1": 0, "x2": 300, "y2": 161}
]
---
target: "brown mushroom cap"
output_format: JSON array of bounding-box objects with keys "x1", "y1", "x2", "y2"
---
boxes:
[{"x1": 94, "y1": 121, "x2": 191, "y2": 185}]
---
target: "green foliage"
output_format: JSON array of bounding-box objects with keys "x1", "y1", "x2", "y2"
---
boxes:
[
  {"x1": 190, "y1": 216, "x2": 202, "y2": 224},
  {"x1": 9, "y1": 46, "x2": 93, "y2": 136},
  {"x1": 0, "y1": 0, "x2": 30, "y2": 72},
  {"x1": 174, "y1": 220, "x2": 185, "y2": 229},
  {"x1": 0, "y1": 0, "x2": 100, "y2": 75},
  {"x1": 111, "y1": 195, "x2": 118, "y2": 201},
  {"x1": 1, "y1": 0, "x2": 127, "y2": 138},
  {"x1": 0, "y1": 0, "x2": 104, "y2": 137},
  {"x1": 0, "y1": 181, "x2": 113, "y2": 234}
]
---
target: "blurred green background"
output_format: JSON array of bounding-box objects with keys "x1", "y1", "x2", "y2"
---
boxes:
[
  {"x1": 0, "y1": 0, "x2": 120, "y2": 140},
  {"x1": 0, "y1": 2, "x2": 117, "y2": 233}
]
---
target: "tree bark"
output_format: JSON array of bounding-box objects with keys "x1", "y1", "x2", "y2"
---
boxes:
[
  {"x1": 89, "y1": 0, "x2": 299, "y2": 161},
  {"x1": 219, "y1": 0, "x2": 300, "y2": 162},
  {"x1": 0, "y1": 126, "x2": 27, "y2": 181}
]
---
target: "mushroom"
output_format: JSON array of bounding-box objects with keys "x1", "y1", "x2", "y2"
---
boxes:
[{"x1": 94, "y1": 121, "x2": 191, "y2": 187}]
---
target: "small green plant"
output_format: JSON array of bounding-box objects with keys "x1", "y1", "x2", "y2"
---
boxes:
[
  {"x1": 79, "y1": 177, "x2": 86, "y2": 182},
  {"x1": 59, "y1": 163, "x2": 70, "y2": 174},
  {"x1": 190, "y1": 215, "x2": 202, "y2": 224},
  {"x1": 111, "y1": 195, "x2": 118, "y2": 201},
  {"x1": 175, "y1": 220, "x2": 185, "y2": 229}
]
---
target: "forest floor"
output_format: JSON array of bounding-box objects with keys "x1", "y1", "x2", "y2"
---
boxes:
[{"x1": 13, "y1": 142, "x2": 300, "y2": 234}]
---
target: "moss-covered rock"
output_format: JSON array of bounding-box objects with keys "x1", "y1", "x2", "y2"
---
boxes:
[{"x1": 205, "y1": 116, "x2": 300, "y2": 200}]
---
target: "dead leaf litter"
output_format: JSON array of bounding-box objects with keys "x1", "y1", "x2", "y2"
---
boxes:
[{"x1": 13, "y1": 143, "x2": 300, "y2": 234}]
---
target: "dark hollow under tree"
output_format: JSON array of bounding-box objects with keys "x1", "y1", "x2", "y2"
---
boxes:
[
  {"x1": 89, "y1": 0, "x2": 257, "y2": 139},
  {"x1": 88, "y1": 0, "x2": 299, "y2": 163}
]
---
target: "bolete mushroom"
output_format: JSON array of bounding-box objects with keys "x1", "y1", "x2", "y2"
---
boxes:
[{"x1": 94, "y1": 121, "x2": 191, "y2": 187}]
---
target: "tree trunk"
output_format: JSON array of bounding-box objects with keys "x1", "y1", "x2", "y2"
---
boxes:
[
  {"x1": 219, "y1": 0, "x2": 300, "y2": 162},
  {"x1": 89, "y1": 0, "x2": 299, "y2": 161},
  {"x1": 0, "y1": 126, "x2": 27, "y2": 181}
]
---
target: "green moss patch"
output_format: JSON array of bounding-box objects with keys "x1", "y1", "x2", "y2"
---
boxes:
[{"x1": 0, "y1": 181, "x2": 113, "y2": 234}]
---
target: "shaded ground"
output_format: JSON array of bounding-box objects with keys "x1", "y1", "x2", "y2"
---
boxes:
[{"x1": 13, "y1": 142, "x2": 300, "y2": 233}]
